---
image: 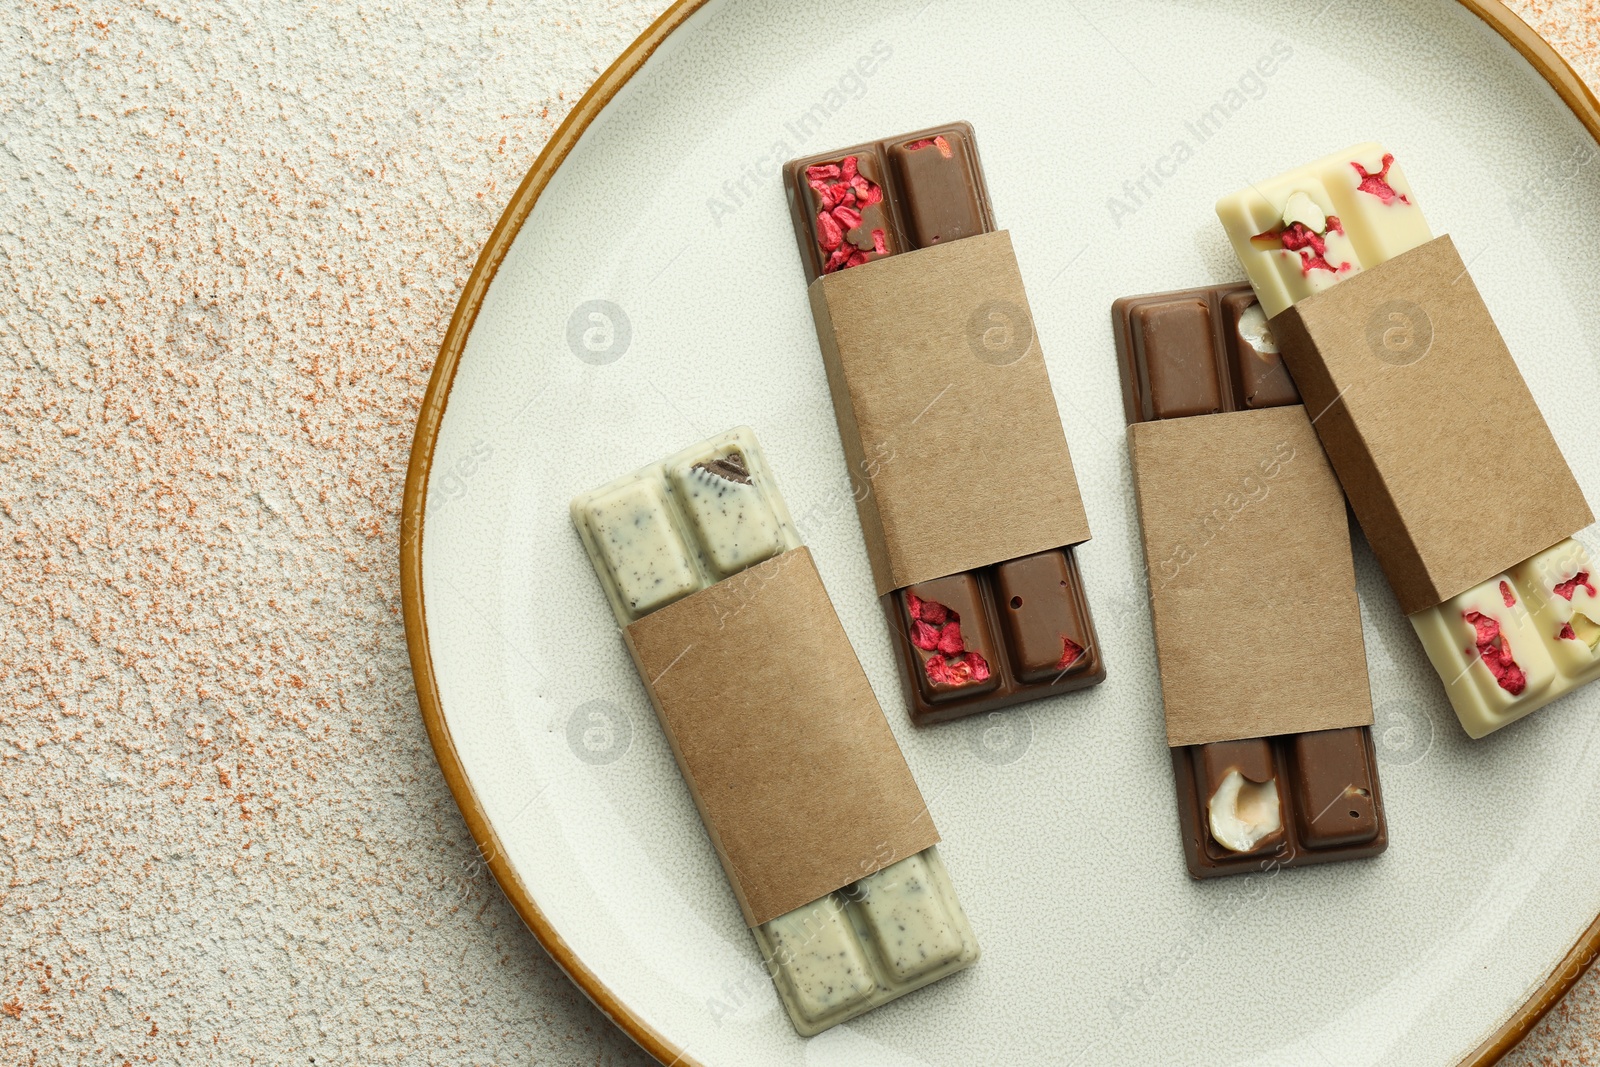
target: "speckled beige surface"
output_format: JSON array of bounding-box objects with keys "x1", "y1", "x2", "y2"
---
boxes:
[{"x1": 0, "y1": 1, "x2": 1596, "y2": 1064}]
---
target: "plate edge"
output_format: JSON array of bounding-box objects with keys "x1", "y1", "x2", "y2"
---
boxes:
[
  {"x1": 399, "y1": 2, "x2": 1600, "y2": 1065},
  {"x1": 400, "y1": 2, "x2": 715, "y2": 1065}
]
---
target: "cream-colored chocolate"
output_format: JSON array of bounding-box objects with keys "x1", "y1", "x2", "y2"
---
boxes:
[
  {"x1": 1410, "y1": 539, "x2": 1600, "y2": 739},
  {"x1": 571, "y1": 427, "x2": 800, "y2": 624},
  {"x1": 1220, "y1": 144, "x2": 1595, "y2": 737},
  {"x1": 752, "y1": 848, "x2": 980, "y2": 1036},
  {"x1": 572, "y1": 427, "x2": 977, "y2": 1036},
  {"x1": 1216, "y1": 142, "x2": 1432, "y2": 318},
  {"x1": 577, "y1": 478, "x2": 703, "y2": 621}
]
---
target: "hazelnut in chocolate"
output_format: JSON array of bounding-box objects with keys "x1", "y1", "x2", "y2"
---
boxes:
[{"x1": 1115, "y1": 284, "x2": 1387, "y2": 878}]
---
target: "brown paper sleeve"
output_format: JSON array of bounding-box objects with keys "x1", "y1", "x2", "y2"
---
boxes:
[
  {"x1": 1271, "y1": 235, "x2": 1593, "y2": 615},
  {"x1": 1128, "y1": 407, "x2": 1374, "y2": 747},
  {"x1": 808, "y1": 230, "x2": 1091, "y2": 596},
  {"x1": 622, "y1": 547, "x2": 940, "y2": 927}
]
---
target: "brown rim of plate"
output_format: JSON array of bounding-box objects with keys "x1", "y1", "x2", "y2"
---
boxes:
[{"x1": 399, "y1": 2, "x2": 1600, "y2": 1064}]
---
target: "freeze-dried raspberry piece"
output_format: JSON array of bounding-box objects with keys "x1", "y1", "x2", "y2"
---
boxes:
[
  {"x1": 807, "y1": 156, "x2": 887, "y2": 274},
  {"x1": 1352, "y1": 153, "x2": 1411, "y2": 206},
  {"x1": 1292, "y1": 251, "x2": 1343, "y2": 276},
  {"x1": 1560, "y1": 623, "x2": 1579, "y2": 642},
  {"x1": 1501, "y1": 581, "x2": 1517, "y2": 608},
  {"x1": 918, "y1": 599, "x2": 948, "y2": 625},
  {"x1": 1555, "y1": 572, "x2": 1595, "y2": 601},
  {"x1": 936, "y1": 621, "x2": 965, "y2": 656},
  {"x1": 924, "y1": 652, "x2": 988, "y2": 687},
  {"x1": 1280, "y1": 223, "x2": 1344, "y2": 275},
  {"x1": 817, "y1": 210, "x2": 844, "y2": 251},
  {"x1": 1276, "y1": 223, "x2": 1325, "y2": 256},
  {"x1": 1252, "y1": 220, "x2": 1351, "y2": 276},
  {"x1": 905, "y1": 135, "x2": 953, "y2": 159},
  {"x1": 911, "y1": 620, "x2": 941, "y2": 651},
  {"x1": 907, "y1": 593, "x2": 926, "y2": 621},
  {"x1": 1464, "y1": 610, "x2": 1527, "y2": 696},
  {"x1": 1056, "y1": 636, "x2": 1085, "y2": 672}
]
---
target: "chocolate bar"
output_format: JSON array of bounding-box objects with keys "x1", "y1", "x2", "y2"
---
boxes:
[
  {"x1": 572, "y1": 427, "x2": 979, "y2": 1035},
  {"x1": 1410, "y1": 539, "x2": 1600, "y2": 737},
  {"x1": 1114, "y1": 285, "x2": 1387, "y2": 878},
  {"x1": 785, "y1": 124, "x2": 1105, "y2": 725},
  {"x1": 1218, "y1": 144, "x2": 1598, "y2": 738},
  {"x1": 1216, "y1": 144, "x2": 1433, "y2": 319}
]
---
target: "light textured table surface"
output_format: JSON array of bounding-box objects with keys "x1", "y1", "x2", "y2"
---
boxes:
[{"x1": 2, "y1": 1, "x2": 1596, "y2": 1063}]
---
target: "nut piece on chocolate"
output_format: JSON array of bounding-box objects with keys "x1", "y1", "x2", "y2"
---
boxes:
[
  {"x1": 1216, "y1": 141, "x2": 1433, "y2": 318},
  {"x1": 1114, "y1": 284, "x2": 1387, "y2": 878}
]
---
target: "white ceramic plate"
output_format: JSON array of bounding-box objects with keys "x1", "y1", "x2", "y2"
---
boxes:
[{"x1": 404, "y1": 1, "x2": 1600, "y2": 1063}]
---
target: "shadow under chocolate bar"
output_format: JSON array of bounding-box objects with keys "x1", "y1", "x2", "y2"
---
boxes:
[
  {"x1": 1113, "y1": 283, "x2": 1387, "y2": 878},
  {"x1": 784, "y1": 123, "x2": 1105, "y2": 726}
]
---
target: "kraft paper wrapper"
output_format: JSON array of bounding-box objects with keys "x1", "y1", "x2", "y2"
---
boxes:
[
  {"x1": 1271, "y1": 235, "x2": 1593, "y2": 616},
  {"x1": 807, "y1": 230, "x2": 1091, "y2": 597},
  {"x1": 622, "y1": 547, "x2": 939, "y2": 927},
  {"x1": 1128, "y1": 407, "x2": 1374, "y2": 747}
]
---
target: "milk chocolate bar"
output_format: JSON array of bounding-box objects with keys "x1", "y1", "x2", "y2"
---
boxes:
[
  {"x1": 572, "y1": 427, "x2": 979, "y2": 1035},
  {"x1": 1114, "y1": 285, "x2": 1387, "y2": 878},
  {"x1": 785, "y1": 124, "x2": 1105, "y2": 725},
  {"x1": 1218, "y1": 144, "x2": 1598, "y2": 738}
]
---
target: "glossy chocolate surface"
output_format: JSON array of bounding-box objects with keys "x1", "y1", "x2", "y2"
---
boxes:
[
  {"x1": 888, "y1": 549, "x2": 1104, "y2": 726},
  {"x1": 788, "y1": 123, "x2": 1104, "y2": 725},
  {"x1": 783, "y1": 123, "x2": 994, "y2": 284},
  {"x1": 888, "y1": 130, "x2": 989, "y2": 250},
  {"x1": 1113, "y1": 284, "x2": 1387, "y2": 878}
]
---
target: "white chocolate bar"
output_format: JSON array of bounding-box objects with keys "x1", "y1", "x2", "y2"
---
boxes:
[
  {"x1": 571, "y1": 427, "x2": 801, "y2": 624},
  {"x1": 751, "y1": 849, "x2": 980, "y2": 1036},
  {"x1": 1222, "y1": 146, "x2": 1597, "y2": 738},
  {"x1": 1216, "y1": 142, "x2": 1433, "y2": 318},
  {"x1": 1409, "y1": 540, "x2": 1600, "y2": 738},
  {"x1": 572, "y1": 428, "x2": 979, "y2": 1035}
]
